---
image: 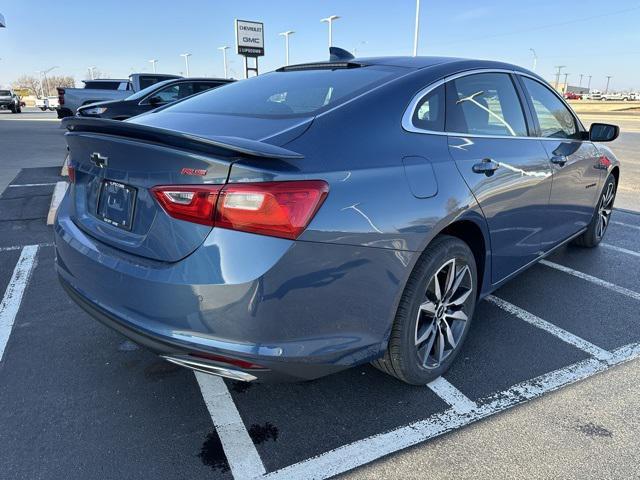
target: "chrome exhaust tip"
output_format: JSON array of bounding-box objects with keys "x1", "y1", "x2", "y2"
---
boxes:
[{"x1": 161, "y1": 355, "x2": 257, "y2": 382}]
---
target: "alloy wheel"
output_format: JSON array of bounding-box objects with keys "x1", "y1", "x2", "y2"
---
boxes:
[
  {"x1": 415, "y1": 258, "x2": 473, "y2": 369},
  {"x1": 596, "y1": 182, "x2": 615, "y2": 239}
]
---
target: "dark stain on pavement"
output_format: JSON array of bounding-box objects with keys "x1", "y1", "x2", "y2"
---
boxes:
[
  {"x1": 199, "y1": 431, "x2": 230, "y2": 472},
  {"x1": 249, "y1": 422, "x2": 279, "y2": 444},
  {"x1": 577, "y1": 422, "x2": 613, "y2": 438},
  {"x1": 231, "y1": 381, "x2": 253, "y2": 394}
]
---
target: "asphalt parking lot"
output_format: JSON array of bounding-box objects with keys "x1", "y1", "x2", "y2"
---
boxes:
[{"x1": 1, "y1": 109, "x2": 640, "y2": 480}]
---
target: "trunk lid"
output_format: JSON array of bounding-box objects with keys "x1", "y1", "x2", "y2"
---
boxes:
[{"x1": 64, "y1": 117, "x2": 305, "y2": 262}]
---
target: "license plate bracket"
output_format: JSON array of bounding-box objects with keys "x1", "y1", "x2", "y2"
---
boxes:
[{"x1": 96, "y1": 180, "x2": 137, "y2": 231}]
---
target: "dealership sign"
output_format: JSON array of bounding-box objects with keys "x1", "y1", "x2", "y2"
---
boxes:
[{"x1": 235, "y1": 19, "x2": 264, "y2": 57}]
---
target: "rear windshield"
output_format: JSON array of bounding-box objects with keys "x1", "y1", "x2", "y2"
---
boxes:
[
  {"x1": 163, "y1": 65, "x2": 403, "y2": 118},
  {"x1": 0, "y1": 90, "x2": 11, "y2": 96}
]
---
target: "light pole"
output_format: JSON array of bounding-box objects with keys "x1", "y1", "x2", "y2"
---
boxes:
[
  {"x1": 562, "y1": 73, "x2": 570, "y2": 93},
  {"x1": 278, "y1": 31, "x2": 295, "y2": 66},
  {"x1": 40, "y1": 66, "x2": 58, "y2": 97},
  {"x1": 554, "y1": 65, "x2": 565, "y2": 90},
  {"x1": 148, "y1": 59, "x2": 158, "y2": 73},
  {"x1": 529, "y1": 48, "x2": 537, "y2": 72},
  {"x1": 605, "y1": 76, "x2": 612, "y2": 93},
  {"x1": 87, "y1": 66, "x2": 96, "y2": 80},
  {"x1": 218, "y1": 46, "x2": 229, "y2": 78},
  {"x1": 578, "y1": 74, "x2": 583, "y2": 87},
  {"x1": 320, "y1": 15, "x2": 340, "y2": 48},
  {"x1": 587, "y1": 75, "x2": 592, "y2": 91},
  {"x1": 413, "y1": 0, "x2": 420, "y2": 56},
  {"x1": 180, "y1": 53, "x2": 192, "y2": 76}
]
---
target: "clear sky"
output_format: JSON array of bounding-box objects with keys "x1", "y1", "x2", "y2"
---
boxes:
[{"x1": 1, "y1": 0, "x2": 639, "y2": 91}]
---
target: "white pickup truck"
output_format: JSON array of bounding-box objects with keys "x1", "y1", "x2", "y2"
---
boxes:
[
  {"x1": 600, "y1": 92, "x2": 633, "y2": 101},
  {"x1": 56, "y1": 73, "x2": 180, "y2": 118},
  {"x1": 35, "y1": 96, "x2": 60, "y2": 111}
]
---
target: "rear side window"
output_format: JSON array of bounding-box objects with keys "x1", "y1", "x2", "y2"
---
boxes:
[
  {"x1": 138, "y1": 76, "x2": 174, "y2": 90},
  {"x1": 164, "y1": 66, "x2": 402, "y2": 118},
  {"x1": 412, "y1": 84, "x2": 445, "y2": 132},
  {"x1": 445, "y1": 73, "x2": 527, "y2": 137},
  {"x1": 521, "y1": 77, "x2": 579, "y2": 139},
  {"x1": 0, "y1": 90, "x2": 11, "y2": 96},
  {"x1": 194, "y1": 82, "x2": 223, "y2": 93},
  {"x1": 84, "y1": 81, "x2": 121, "y2": 90}
]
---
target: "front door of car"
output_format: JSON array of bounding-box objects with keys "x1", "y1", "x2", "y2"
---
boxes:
[
  {"x1": 445, "y1": 72, "x2": 553, "y2": 283},
  {"x1": 518, "y1": 76, "x2": 603, "y2": 249}
]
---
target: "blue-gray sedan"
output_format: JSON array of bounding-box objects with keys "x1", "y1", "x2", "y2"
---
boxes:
[{"x1": 55, "y1": 51, "x2": 620, "y2": 384}]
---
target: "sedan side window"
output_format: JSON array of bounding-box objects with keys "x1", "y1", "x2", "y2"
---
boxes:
[
  {"x1": 153, "y1": 85, "x2": 180, "y2": 103},
  {"x1": 445, "y1": 73, "x2": 527, "y2": 137},
  {"x1": 412, "y1": 84, "x2": 445, "y2": 132},
  {"x1": 521, "y1": 77, "x2": 579, "y2": 139}
]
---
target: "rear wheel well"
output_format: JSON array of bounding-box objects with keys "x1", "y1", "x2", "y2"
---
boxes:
[
  {"x1": 610, "y1": 166, "x2": 620, "y2": 187},
  {"x1": 439, "y1": 221, "x2": 486, "y2": 295}
]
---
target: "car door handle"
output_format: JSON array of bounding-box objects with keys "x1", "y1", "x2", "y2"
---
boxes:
[
  {"x1": 550, "y1": 155, "x2": 567, "y2": 166},
  {"x1": 472, "y1": 158, "x2": 500, "y2": 176}
]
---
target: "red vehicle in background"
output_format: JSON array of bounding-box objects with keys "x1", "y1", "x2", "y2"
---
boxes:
[{"x1": 563, "y1": 91, "x2": 582, "y2": 100}]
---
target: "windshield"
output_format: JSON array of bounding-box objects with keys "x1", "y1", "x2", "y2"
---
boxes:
[
  {"x1": 163, "y1": 65, "x2": 403, "y2": 118},
  {"x1": 0, "y1": 90, "x2": 11, "y2": 96},
  {"x1": 126, "y1": 79, "x2": 175, "y2": 101}
]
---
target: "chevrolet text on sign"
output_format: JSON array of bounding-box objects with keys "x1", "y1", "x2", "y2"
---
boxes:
[{"x1": 235, "y1": 19, "x2": 264, "y2": 57}]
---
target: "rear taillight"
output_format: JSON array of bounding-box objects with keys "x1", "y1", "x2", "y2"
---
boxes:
[
  {"x1": 67, "y1": 165, "x2": 76, "y2": 183},
  {"x1": 151, "y1": 181, "x2": 328, "y2": 239},
  {"x1": 57, "y1": 88, "x2": 65, "y2": 105},
  {"x1": 151, "y1": 185, "x2": 221, "y2": 226}
]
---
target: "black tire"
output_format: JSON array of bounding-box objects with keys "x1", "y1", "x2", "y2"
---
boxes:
[
  {"x1": 372, "y1": 235, "x2": 477, "y2": 385},
  {"x1": 572, "y1": 173, "x2": 617, "y2": 248},
  {"x1": 16, "y1": 105, "x2": 22, "y2": 113}
]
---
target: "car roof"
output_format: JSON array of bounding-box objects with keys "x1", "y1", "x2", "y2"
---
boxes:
[
  {"x1": 169, "y1": 77, "x2": 233, "y2": 82},
  {"x1": 280, "y1": 55, "x2": 536, "y2": 79},
  {"x1": 82, "y1": 79, "x2": 128, "y2": 83}
]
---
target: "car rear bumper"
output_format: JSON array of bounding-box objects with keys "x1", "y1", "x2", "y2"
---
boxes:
[{"x1": 54, "y1": 192, "x2": 412, "y2": 382}]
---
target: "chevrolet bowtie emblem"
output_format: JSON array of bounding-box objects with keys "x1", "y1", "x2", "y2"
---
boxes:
[{"x1": 90, "y1": 152, "x2": 108, "y2": 168}]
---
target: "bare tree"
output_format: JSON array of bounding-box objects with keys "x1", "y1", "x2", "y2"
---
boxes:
[
  {"x1": 12, "y1": 75, "x2": 42, "y2": 96},
  {"x1": 12, "y1": 74, "x2": 75, "y2": 97}
]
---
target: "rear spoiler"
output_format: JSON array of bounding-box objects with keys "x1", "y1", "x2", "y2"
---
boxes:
[{"x1": 61, "y1": 117, "x2": 304, "y2": 160}]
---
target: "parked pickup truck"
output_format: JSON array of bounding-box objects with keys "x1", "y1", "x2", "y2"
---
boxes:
[
  {"x1": 601, "y1": 92, "x2": 633, "y2": 101},
  {"x1": 56, "y1": 73, "x2": 180, "y2": 118},
  {"x1": 35, "y1": 96, "x2": 60, "y2": 111},
  {"x1": 0, "y1": 89, "x2": 22, "y2": 113}
]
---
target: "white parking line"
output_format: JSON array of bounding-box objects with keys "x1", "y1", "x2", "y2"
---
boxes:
[
  {"x1": 539, "y1": 260, "x2": 640, "y2": 302},
  {"x1": 427, "y1": 377, "x2": 477, "y2": 414},
  {"x1": 263, "y1": 342, "x2": 640, "y2": 480},
  {"x1": 612, "y1": 221, "x2": 640, "y2": 231},
  {"x1": 0, "y1": 245, "x2": 39, "y2": 361},
  {"x1": 601, "y1": 243, "x2": 640, "y2": 259},
  {"x1": 8, "y1": 183, "x2": 57, "y2": 188},
  {"x1": 487, "y1": 295, "x2": 613, "y2": 362},
  {"x1": 195, "y1": 372, "x2": 266, "y2": 480},
  {"x1": 0, "y1": 243, "x2": 53, "y2": 253}
]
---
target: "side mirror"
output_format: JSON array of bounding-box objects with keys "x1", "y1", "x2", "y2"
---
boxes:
[
  {"x1": 148, "y1": 95, "x2": 162, "y2": 105},
  {"x1": 589, "y1": 123, "x2": 619, "y2": 142}
]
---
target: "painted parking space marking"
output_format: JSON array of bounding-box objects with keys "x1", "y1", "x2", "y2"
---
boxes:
[
  {"x1": 196, "y1": 372, "x2": 267, "y2": 480},
  {"x1": 7, "y1": 183, "x2": 58, "y2": 188},
  {"x1": 539, "y1": 259, "x2": 640, "y2": 302},
  {"x1": 0, "y1": 245, "x2": 39, "y2": 361},
  {"x1": 600, "y1": 242, "x2": 640, "y2": 258},
  {"x1": 427, "y1": 377, "x2": 477, "y2": 414},
  {"x1": 259, "y1": 343, "x2": 640, "y2": 480},
  {"x1": 612, "y1": 221, "x2": 640, "y2": 231},
  {"x1": 487, "y1": 295, "x2": 613, "y2": 362},
  {"x1": 0, "y1": 243, "x2": 53, "y2": 253}
]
